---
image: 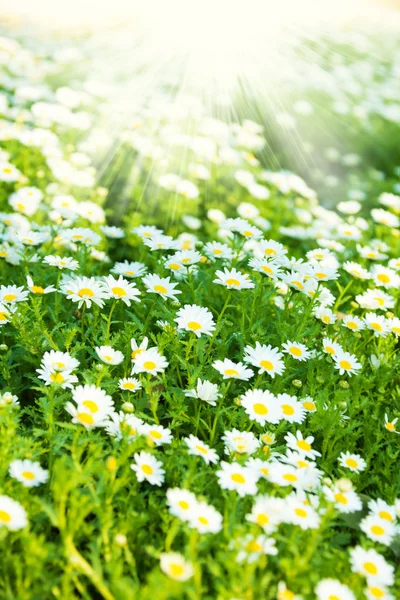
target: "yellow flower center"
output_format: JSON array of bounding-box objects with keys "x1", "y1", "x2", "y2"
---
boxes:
[
  {"x1": 261, "y1": 266, "x2": 273, "y2": 274},
  {"x1": 224, "y1": 369, "x2": 239, "y2": 376},
  {"x1": 283, "y1": 473, "x2": 297, "y2": 482},
  {"x1": 297, "y1": 440, "x2": 311, "y2": 452},
  {"x1": 187, "y1": 321, "x2": 201, "y2": 331},
  {"x1": 245, "y1": 541, "x2": 262, "y2": 552},
  {"x1": 150, "y1": 430, "x2": 162, "y2": 439},
  {"x1": 0, "y1": 510, "x2": 11, "y2": 524},
  {"x1": 78, "y1": 288, "x2": 94, "y2": 297},
  {"x1": 77, "y1": 412, "x2": 94, "y2": 425},
  {"x1": 256, "y1": 514, "x2": 269, "y2": 526},
  {"x1": 111, "y1": 286, "x2": 127, "y2": 297},
  {"x1": 289, "y1": 346, "x2": 302, "y2": 357},
  {"x1": 265, "y1": 248, "x2": 276, "y2": 256},
  {"x1": 291, "y1": 280, "x2": 304, "y2": 290},
  {"x1": 154, "y1": 285, "x2": 167, "y2": 294},
  {"x1": 143, "y1": 361, "x2": 156, "y2": 370},
  {"x1": 345, "y1": 458, "x2": 358, "y2": 468},
  {"x1": 231, "y1": 473, "x2": 245, "y2": 484},
  {"x1": 22, "y1": 471, "x2": 35, "y2": 480},
  {"x1": 339, "y1": 360, "x2": 352, "y2": 370},
  {"x1": 260, "y1": 359, "x2": 273, "y2": 370},
  {"x1": 104, "y1": 355, "x2": 113, "y2": 362},
  {"x1": 198, "y1": 516, "x2": 209, "y2": 525},
  {"x1": 82, "y1": 400, "x2": 98, "y2": 413},
  {"x1": 226, "y1": 278, "x2": 241, "y2": 287},
  {"x1": 122, "y1": 382, "x2": 136, "y2": 390},
  {"x1": 374, "y1": 297, "x2": 384, "y2": 306},
  {"x1": 213, "y1": 249, "x2": 222, "y2": 255},
  {"x1": 142, "y1": 464, "x2": 153, "y2": 475},
  {"x1": 3, "y1": 294, "x2": 16, "y2": 302},
  {"x1": 347, "y1": 322, "x2": 358, "y2": 330},
  {"x1": 294, "y1": 508, "x2": 307, "y2": 518},
  {"x1": 371, "y1": 525, "x2": 385, "y2": 536},
  {"x1": 322, "y1": 315, "x2": 331, "y2": 323},
  {"x1": 168, "y1": 263, "x2": 181, "y2": 270},
  {"x1": 169, "y1": 564, "x2": 184, "y2": 577},
  {"x1": 364, "y1": 562, "x2": 377, "y2": 575},
  {"x1": 371, "y1": 323, "x2": 382, "y2": 332},
  {"x1": 334, "y1": 493, "x2": 348, "y2": 504},
  {"x1": 50, "y1": 372, "x2": 64, "y2": 384},
  {"x1": 303, "y1": 401, "x2": 316, "y2": 411},
  {"x1": 368, "y1": 587, "x2": 384, "y2": 599},
  {"x1": 377, "y1": 273, "x2": 390, "y2": 283},
  {"x1": 195, "y1": 445, "x2": 208, "y2": 455},
  {"x1": 379, "y1": 511, "x2": 393, "y2": 521},
  {"x1": 178, "y1": 500, "x2": 189, "y2": 510},
  {"x1": 315, "y1": 272, "x2": 326, "y2": 279},
  {"x1": 131, "y1": 349, "x2": 143, "y2": 359},
  {"x1": 0, "y1": 251, "x2": 8, "y2": 257},
  {"x1": 243, "y1": 230, "x2": 254, "y2": 237},
  {"x1": 385, "y1": 422, "x2": 396, "y2": 432},
  {"x1": 253, "y1": 403, "x2": 268, "y2": 415},
  {"x1": 281, "y1": 404, "x2": 294, "y2": 416}
]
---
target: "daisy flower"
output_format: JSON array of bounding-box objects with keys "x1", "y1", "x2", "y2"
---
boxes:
[
  {"x1": 0, "y1": 496, "x2": 28, "y2": 531},
  {"x1": 338, "y1": 452, "x2": 366, "y2": 473},
  {"x1": 277, "y1": 393, "x2": 306, "y2": 423},
  {"x1": 142, "y1": 274, "x2": 181, "y2": 301},
  {"x1": 9, "y1": 459, "x2": 48, "y2": 487},
  {"x1": 343, "y1": 261, "x2": 370, "y2": 280},
  {"x1": 130, "y1": 451, "x2": 165, "y2": 486},
  {"x1": 36, "y1": 366, "x2": 78, "y2": 389},
  {"x1": 240, "y1": 388, "x2": 281, "y2": 425},
  {"x1": 368, "y1": 498, "x2": 397, "y2": 523},
  {"x1": 301, "y1": 396, "x2": 317, "y2": 413},
  {"x1": 268, "y1": 462, "x2": 304, "y2": 488},
  {"x1": 322, "y1": 338, "x2": 343, "y2": 356},
  {"x1": 359, "y1": 515, "x2": 396, "y2": 546},
  {"x1": 111, "y1": 260, "x2": 147, "y2": 278},
  {"x1": 39, "y1": 350, "x2": 79, "y2": 373},
  {"x1": 235, "y1": 534, "x2": 277, "y2": 563},
  {"x1": 342, "y1": 315, "x2": 365, "y2": 332},
  {"x1": 216, "y1": 461, "x2": 258, "y2": 497},
  {"x1": 0, "y1": 285, "x2": 29, "y2": 305},
  {"x1": 174, "y1": 304, "x2": 215, "y2": 337},
  {"x1": 356, "y1": 289, "x2": 395, "y2": 311},
  {"x1": 243, "y1": 342, "x2": 285, "y2": 378},
  {"x1": 285, "y1": 431, "x2": 321, "y2": 459},
  {"x1": 213, "y1": 267, "x2": 254, "y2": 290},
  {"x1": 187, "y1": 501, "x2": 223, "y2": 534},
  {"x1": 350, "y1": 546, "x2": 394, "y2": 584},
  {"x1": 95, "y1": 346, "x2": 124, "y2": 365},
  {"x1": 130, "y1": 337, "x2": 149, "y2": 360},
  {"x1": 184, "y1": 378, "x2": 221, "y2": 406},
  {"x1": 384, "y1": 414, "x2": 399, "y2": 434},
  {"x1": 71, "y1": 384, "x2": 114, "y2": 418},
  {"x1": 245, "y1": 495, "x2": 285, "y2": 532},
  {"x1": 159, "y1": 553, "x2": 193, "y2": 582},
  {"x1": 43, "y1": 255, "x2": 79, "y2": 271},
  {"x1": 103, "y1": 275, "x2": 141, "y2": 306},
  {"x1": 249, "y1": 257, "x2": 283, "y2": 279},
  {"x1": 166, "y1": 488, "x2": 198, "y2": 521},
  {"x1": 315, "y1": 579, "x2": 355, "y2": 600},
  {"x1": 365, "y1": 585, "x2": 394, "y2": 600},
  {"x1": 332, "y1": 350, "x2": 362, "y2": 376},
  {"x1": 141, "y1": 423, "x2": 173, "y2": 446},
  {"x1": 364, "y1": 313, "x2": 390, "y2": 337},
  {"x1": 118, "y1": 377, "x2": 141, "y2": 393},
  {"x1": 282, "y1": 341, "x2": 311, "y2": 361},
  {"x1": 371, "y1": 266, "x2": 400, "y2": 289},
  {"x1": 314, "y1": 305, "x2": 337, "y2": 325},
  {"x1": 323, "y1": 485, "x2": 362, "y2": 514},
  {"x1": 246, "y1": 458, "x2": 275, "y2": 481},
  {"x1": 131, "y1": 348, "x2": 169, "y2": 376},
  {"x1": 212, "y1": 358, "x2": 253, "y2": 380},
  {"x1": 203, "y1": 241, "x2": 233, "y2": 261},
  {"x1": 222, "y1": 429, "x2": 261, "y2": 455},
  {"x1": 285, "y1": 494, "x2": 321, "y2": 529},
  {"x1": 105, "y1": 412, "x2": 144, "y2": 441},
  {"x1": 184, "y1": 435, "x2": 219, "y2": 464},
  {"x1": 62, "y1": 276, "x2": 108, "y2": 308},
  {"x1": 258, "y1": 239, "x2": 287, "y2": 259},
  {"x1": 26, "y1": 275, "x2": 56, "y2": 295}
]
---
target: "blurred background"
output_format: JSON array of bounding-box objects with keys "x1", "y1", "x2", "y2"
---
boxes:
[{"x1": 1, "y1": 0, "x2": 400, "y2": 223}]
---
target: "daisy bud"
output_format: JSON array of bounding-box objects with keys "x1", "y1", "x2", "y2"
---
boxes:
[
  {"x1": 316, "y1": 376, "x2": 324, "y2": 384},
  {"x1": 386, "y1": 311, "x2": 394, "y2": 319},
  {"x1": 322, "y1": 477, "x2": 332, "y2": 487},
  {"x1": 339, "y1": 380, "x2": 349, "y2": 389},
  {"x1": 350, "y1": 301, "x2": 359, "y2": 309},
  {"x1": 114, "y1": 533, "x2": 127, "y2": 547},
  {"x1": 337, "y1": 477, "x2": 353, "y2": 492},
  {"x1": 122, "y1": 401, "x2": 134, "y2": 414},
  {"x1": 0, "y1": 344, "x2": 7, "y2": 351},
  {"x1": 106, "y1": 457, "x2": 117, "y2": 472},
  {"x1": 292, "y1": 379, "x2": 302, "y2": 389},
  {"x1": 234, "y1": 397, "x2": 242, "y2": 406},
  {"x1": 36, "y1": 170, "x2": 45, "y2": 178},
  {"x1": 95, "y1": 364, "x2": 103, "y2": 371}
]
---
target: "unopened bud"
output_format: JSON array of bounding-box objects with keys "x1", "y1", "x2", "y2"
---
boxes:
[{"x1": 122, "y1": 402, "x2": 134, "y2": 414}]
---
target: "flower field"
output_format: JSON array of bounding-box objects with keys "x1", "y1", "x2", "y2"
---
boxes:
[{"x1": 0, "y1": 23, "x2": 399, "y2": 600}]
